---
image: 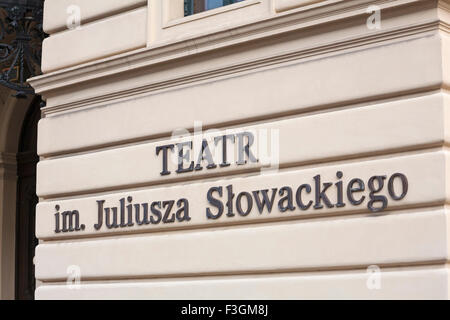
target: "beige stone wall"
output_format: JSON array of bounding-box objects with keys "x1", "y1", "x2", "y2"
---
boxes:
[
  {"x1": 41, "y1": 0, "x2": 148, "y2": 73},
  {"x1": 30, "y1": 0, "x2": 450, "y2": 299}
]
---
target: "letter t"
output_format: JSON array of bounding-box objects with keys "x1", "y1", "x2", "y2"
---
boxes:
[{"x1": 156, "y1": 144, "x2": 175, "y2": 176}]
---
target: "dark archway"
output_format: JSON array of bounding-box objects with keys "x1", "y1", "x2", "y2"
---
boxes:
[{"x1": 15, "y1": 97, "x2": 40, "y2": 300}]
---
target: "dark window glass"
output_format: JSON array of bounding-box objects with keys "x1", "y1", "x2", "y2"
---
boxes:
[{"x1": 184, "y1": 0, "x2": 245, "y2": 16}]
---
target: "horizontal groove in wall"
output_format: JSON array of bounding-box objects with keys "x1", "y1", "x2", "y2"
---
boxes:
[
  {"x1": 36, "y1": 145, "x2": 445, "y2": 203},
  {"x1": 36, "y1": 151, "x2": 447, "y2": 240},
  {"x1": 35, "y1": 263, "x2": 449, "y2": 299},
  {"x1": 41, "y1": 7, "x2": 148, "y2": 73},
  {"x1": 39, "y1": 88, "x2": 444, "y2": 160},
  {"x1": 36, "y1": 144, "x2": 446, "y2": 201},
  {"x1": 34, "y1": 209, "x2": 449, "y2": 282},
  {"x1": 36, "y1": 93, "x2": 447, "y2": 199},
  {"x1": 37, "y1": 260, "x2": 449, "y2": 285},
  {"x1": 38, "y1": 204, "x2": 446, "y2": 243},
  {"x1": 37, "y1": 262, "x2": 450, "y2": 285}
]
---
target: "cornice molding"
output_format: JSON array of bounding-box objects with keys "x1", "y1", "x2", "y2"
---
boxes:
[
  {"x1": 41, "y1": 21, "x2": 441, "y2": 116},
  {"x1": 29, "y1": 0, "x2": 444, "y2": 115}
]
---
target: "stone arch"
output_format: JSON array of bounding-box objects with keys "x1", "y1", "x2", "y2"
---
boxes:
[{"x1": 0, "y1": 88, "x2": 36, "y2": 300}]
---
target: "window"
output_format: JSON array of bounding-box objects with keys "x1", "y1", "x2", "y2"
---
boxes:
[{"x1": 184, "y1": 0, "x2": 245, "y2": 16}]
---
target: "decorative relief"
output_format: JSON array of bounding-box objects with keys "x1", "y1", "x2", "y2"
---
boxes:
[{"x1": 0, "y1": 0, "x2": 45, "y2": 97}]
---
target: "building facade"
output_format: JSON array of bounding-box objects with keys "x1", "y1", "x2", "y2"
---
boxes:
[{"x1": 1, "y1": 0, "x2": 450, "y2": 299}]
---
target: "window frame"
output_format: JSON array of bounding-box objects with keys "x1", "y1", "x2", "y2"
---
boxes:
[
  {"x1": 162, "y1": 0, "x2": 262, "y2": 29},
  {"x1": 184, "y1": 0, "x2": 246, "y2": 17}
]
